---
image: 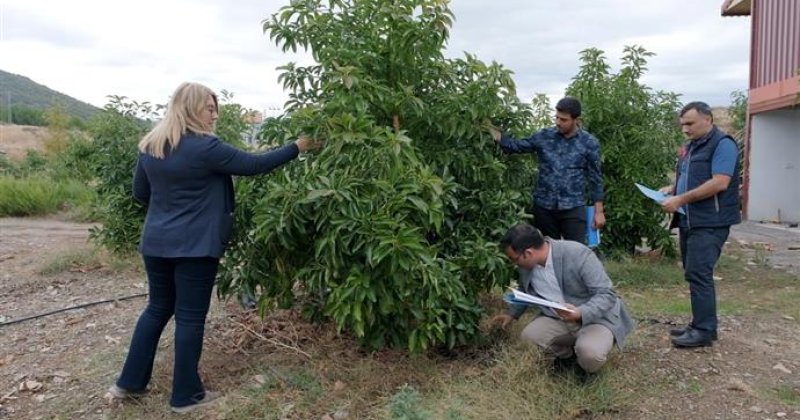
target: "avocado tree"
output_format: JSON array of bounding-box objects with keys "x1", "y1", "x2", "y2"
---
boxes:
[
  {"x1": 217, "y1": 0, "x2": 535, "y2": 352},
  {"x1": 567, "y1": 46, "x2": 683, "y2": 255}
]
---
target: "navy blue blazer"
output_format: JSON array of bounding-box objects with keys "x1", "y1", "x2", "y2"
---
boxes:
[{"x1": 133, "y1": 133, "x2": 300, "y2": 258}]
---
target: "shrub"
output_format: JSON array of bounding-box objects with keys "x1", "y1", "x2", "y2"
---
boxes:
[{"x1": 218, "y1": 0, "x2": 533, "y2": 353}]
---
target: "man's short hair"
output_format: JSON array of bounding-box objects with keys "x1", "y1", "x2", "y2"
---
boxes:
[
  {"x1": 680, "y1": 101, "x2": 714, "y2": 122},
  {"x1": 500, "y1": 223, "x2": 545, "y2": 253},
  {"x1": 556, "y1": 97, "x2": 582, "y2": 119}
]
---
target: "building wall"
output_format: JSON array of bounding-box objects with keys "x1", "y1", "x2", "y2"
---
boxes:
[
  {"x1": 752, "y1": 0, "x2": 800, "y2": 89},
  {"x1": 747, "y1": 108, "x2": 800, "y2": 223}
]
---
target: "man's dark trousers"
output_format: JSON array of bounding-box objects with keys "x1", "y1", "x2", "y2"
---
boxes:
[
  {"x1": 533, "y1": 204, "x2": 586, "y2": 244},
  {"x1": 679, "y1": 226, "x2": 730, "y2": 335}
]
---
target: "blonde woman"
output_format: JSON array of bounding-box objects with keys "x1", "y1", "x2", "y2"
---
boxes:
[{"x1": 107, "y1": 82, "x2": 321, "y2": 414}]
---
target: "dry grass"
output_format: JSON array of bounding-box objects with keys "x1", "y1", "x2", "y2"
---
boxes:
[
  {"x1": 0, "y1": 124, "x2": 48, "y2": 160},
  {"x1": 37, "y1": 246, "x2": 139, "y2": 276}
]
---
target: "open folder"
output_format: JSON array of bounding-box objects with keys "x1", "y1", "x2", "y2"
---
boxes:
[
  {"x1": 635, "y1": 183, "x2": 685, "y2": 215},
  {"x1": 503, "y1": 287, "x2": 575, "y2": 313}
]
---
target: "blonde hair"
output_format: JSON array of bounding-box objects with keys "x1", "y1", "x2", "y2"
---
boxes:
[{"x1": 138, "y1": 82, "x2": 218, "y2": 158}]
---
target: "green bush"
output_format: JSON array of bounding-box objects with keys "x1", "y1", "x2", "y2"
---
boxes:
[
  {"x1": 0, "y1": 176, "x2": 92, "y2": 217},
  {"x1": 85, "y1": 98, "x2": 151, "y2": 254},
  {"x1": 218, "y1": 0, "x2": 533, "y2": 353}
]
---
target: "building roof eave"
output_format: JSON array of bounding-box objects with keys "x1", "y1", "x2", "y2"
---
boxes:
[{"x1": 721, "y1": 0, "x2": 752, "y2": 16}]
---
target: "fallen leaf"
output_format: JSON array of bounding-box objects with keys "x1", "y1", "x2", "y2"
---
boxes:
[{"x1": 104, "y1": 335, "x2": 120, "y2": 345}]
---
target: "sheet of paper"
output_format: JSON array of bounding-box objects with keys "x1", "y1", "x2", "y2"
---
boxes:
[
  {"x1": 635, "y1": 183, "x2": 685, "y2": 215},
  {"x1": 507, "y1": 288, "x2": 575, "y2": 312}
]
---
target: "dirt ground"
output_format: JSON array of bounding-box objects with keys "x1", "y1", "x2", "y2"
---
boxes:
[
  {"x1": 0, "y1": 125, "x2": 48, "y2": 160},
  {"x1": 0, "y1": 216, "x2": 799, "y2": 419}
]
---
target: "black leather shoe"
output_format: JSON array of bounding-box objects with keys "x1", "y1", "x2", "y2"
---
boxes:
[
  {"x1": 551, "y1": 356, "x2": 578, "y2": 376},
  {"x1": 671, "y1": 328, "x2": 714, "y2": 348},
  {"x1": 670, "y1": 326, "x2": 718, "y2": 341}
]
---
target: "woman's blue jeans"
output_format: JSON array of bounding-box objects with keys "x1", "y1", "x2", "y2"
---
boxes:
[{"x1": 116, "y1": 256, "x2": 218, "y2": 407}]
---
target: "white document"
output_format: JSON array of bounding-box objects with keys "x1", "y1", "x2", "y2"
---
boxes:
[
  {"x1": 635, "y1": 183, "x2": 685, "y2": 215},
  {"x1": 507, "y1": 288, "x2": 575, "y2": 313}
]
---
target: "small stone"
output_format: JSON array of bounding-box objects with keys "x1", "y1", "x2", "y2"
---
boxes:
[
  {"x1": 19, "y1": 380, "x2": 43, "y2": 392},
  {"x1": 782, "y1": 315, "x2": 796, "y2": 321},
  {"x1": 764, "y1": 338, "x2": 779, "y2": 346},
  {"x1": 333, "y1": 380, "x2": 346, "y2": 391},
  {"x1": 749, "y1": 406, "x2": 763, "y2": 413},
  {"x1": 253, "y1": 374, "x2": 266, "y2": 385},
  {"x1": 772, "y1": 363, "x2": 792, "y2": 374},
  {"x1": 775, "y1": 413, "x2": 786, "y2": 418},
  {"x1": 333, "y1": 409, "x2": 349, "y2": 420}
]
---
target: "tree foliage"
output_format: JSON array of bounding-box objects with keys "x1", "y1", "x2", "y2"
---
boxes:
[
  {"x1": 728, "y1": 90, "x2": 747, "y2": 140},
  {"x1": 218, "y1": 0, "x2": 534, "y2": 352},
  {"x1": 566, "y1": 46, "x2": 683, "y2": 255},
  {"x1": 86, "y1": 97, "x2": 153, "y2": 254},
  {"x1": 0, "y1": 104, "x2": 47, "y2": 126}
]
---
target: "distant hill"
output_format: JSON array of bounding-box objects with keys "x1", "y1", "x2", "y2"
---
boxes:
[{"x1": 0, "y1": 69, "x2": 102, "y2": 120}]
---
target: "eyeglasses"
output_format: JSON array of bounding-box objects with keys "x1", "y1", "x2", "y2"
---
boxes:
[{"x1": 510, "y1": 249, "x2": 528, "y2": 265}]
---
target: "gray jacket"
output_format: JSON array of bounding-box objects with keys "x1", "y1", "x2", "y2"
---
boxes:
[{"x1": 508, "y1": 240, "x2": 635, "y2": 348}]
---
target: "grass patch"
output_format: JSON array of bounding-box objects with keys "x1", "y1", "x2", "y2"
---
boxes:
[
  {"x1": 605, "y1": 257, "x2": 684, "y2": 288},
  {"x1": 0, "y1": 175, "x2": 93, "y2": 217},
  {"x1": 619, "y1": 247, "x2": 800, "y2": 320},
  {"x1": 37, "y1": 246, "x2": 140, "y2": 275},
  {"x1": 770, "y1": 385, "x2": 800, "y2": 407},
  {"x1": 388, "y1": 385, "x2": 433, "y2": 419},
  {"x1": 418, "y1": 343, "x2": 628, "y2": 419}
]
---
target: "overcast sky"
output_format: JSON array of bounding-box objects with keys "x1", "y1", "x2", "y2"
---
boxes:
[{"x1": 2, "y1": 0, "x2": 751, "y2": 116}]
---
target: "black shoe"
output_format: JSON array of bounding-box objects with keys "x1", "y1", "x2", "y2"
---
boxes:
[
  {"x1": 671, "y1": 328, "x2": 714, "y2": 348},
  {"x1": 670, "y1": 326, "x2": 718, "y2": 341},
  {"x1": 551, "y1": 356, "x2": 577, "y2": 375}
]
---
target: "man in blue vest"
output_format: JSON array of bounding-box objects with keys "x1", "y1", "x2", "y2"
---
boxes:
[{"x1": 660, "y1": 101, "x2": 740, "y2": 348}]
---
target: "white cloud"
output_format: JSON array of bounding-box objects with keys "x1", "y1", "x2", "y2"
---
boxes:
[{"x1": 1, "y1": 0, "x2": 750, "y2": 114}]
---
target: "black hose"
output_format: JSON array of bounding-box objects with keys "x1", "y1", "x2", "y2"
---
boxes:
[{"x1": 0, "y1": 293, "x2": 148, "y2": 328}]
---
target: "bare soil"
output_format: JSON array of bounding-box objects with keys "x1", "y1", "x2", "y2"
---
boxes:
[{"x1": 0, "y1": 217, "x2": 798, "y2": 419}]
